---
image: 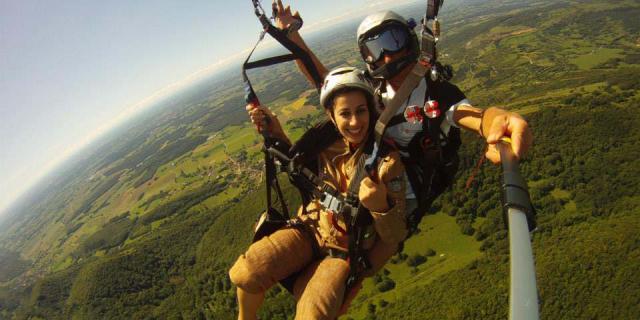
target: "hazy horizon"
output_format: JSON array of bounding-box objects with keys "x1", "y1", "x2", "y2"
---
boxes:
[{"x1": 0, "y1": 0, "x2": 421, "y2": 219}]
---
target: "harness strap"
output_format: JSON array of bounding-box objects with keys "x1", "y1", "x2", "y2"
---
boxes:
[
  {"x1": 422, "y1": 0, "x2": 443, "y2": 62},
  {"x1": 365, "y1": 60, "x2": 431, "y2": 178},
  {"x1": 265, "y1": 146, "x2": 353, "y2": 218},
  {"x1": 244, "y1": 54, "x2": 297, "y2": 69},
  {"x1": 243, "y1": 0, "x2": 330, "y2": 220},
  {"x1": 426, "y1": 0, "x2": 444, "y2": 19},
  {"x1": 246, "y1": 0, "x2": 323, "y2": 89},
  {"x1": 344, "y1": 151, "x2": 375, "y2": 293},
  {"x1": 374, "y1": 61, "x2": 430, "y2": 146}
]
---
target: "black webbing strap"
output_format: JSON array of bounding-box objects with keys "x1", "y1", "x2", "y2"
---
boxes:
[
  {"x1": 243, "y1": 0, "x2": 326, "y2": 222},
  {"x1": 244, "y1": 54, "x2": 297, "y2": 70},
  {"x1": 262, "y1": 25, "x2": 323, "y2": 88},
  {"x1": 243, "y1": 0, "x2": 323, "y2": 100},
  {"x1": 426, "y1": 0, "x2": 444, "y2": 20},
  {"x1": 344, "y1": 146, "x2": 375, "y2": 294},
  {"x1": 266, "y1": 146, "x2": 346, "y2": 204},
  {"x1": 263, "y1": 141, "x2": 289, "y2": 221}
]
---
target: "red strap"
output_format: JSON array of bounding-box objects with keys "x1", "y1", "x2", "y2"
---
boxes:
[
  {"x1": 464, "y1": 146, "x2": 487, "y2": 191},
  {"x1": 328, "y1": 210, "x2": 348, "y2": 235}
]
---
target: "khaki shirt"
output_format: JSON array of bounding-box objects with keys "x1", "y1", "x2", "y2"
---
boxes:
[{"x1": 298, "y1": 138, "x2": 407, "y2": 252}]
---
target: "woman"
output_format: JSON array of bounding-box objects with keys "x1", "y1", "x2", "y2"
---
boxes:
[{"x1": 229, "y1": 67, "x2": 407, "y2": 320}]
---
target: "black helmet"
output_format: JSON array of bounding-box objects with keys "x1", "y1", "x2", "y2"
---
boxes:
[{"x1": 357, "y1": 11, "x2": 419, "y2": 80}]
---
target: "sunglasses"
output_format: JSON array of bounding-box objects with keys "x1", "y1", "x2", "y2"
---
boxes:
[{"x1": 360, "y1": 25, "x2": 410, "y2": 64}]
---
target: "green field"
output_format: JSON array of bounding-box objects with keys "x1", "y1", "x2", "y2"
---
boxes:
[{"x1": 347, "y1": 212, "x2": 482, "y2": 319}]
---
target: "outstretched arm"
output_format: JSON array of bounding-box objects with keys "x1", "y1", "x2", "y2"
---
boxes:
[
  {"x1": 273, "y1": 0, "x2": 328, "y2": 87},
  {"x1": 453, "y1": 105, "x2": 533, "y2": 164}
]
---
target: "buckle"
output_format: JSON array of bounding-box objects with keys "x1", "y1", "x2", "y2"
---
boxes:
[
  {"x1": 327, "y1": 248, "x2": 348, "y2": 260},
  {"x1": 320, "y1": 193, "x2": 343, "y2": 213}
]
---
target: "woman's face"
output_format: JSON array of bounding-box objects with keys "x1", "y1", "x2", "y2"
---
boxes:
[{"x1": 328, "y1": 90, "x2": 370, "y2": 145}]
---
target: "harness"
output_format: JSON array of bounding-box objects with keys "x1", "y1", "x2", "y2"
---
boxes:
[
  {"x1": 385, "y1": 76, "x2": 461, "y2": 233},
  {"x1": 266, "y1": 137, "x2": 377, "y2": 282}
]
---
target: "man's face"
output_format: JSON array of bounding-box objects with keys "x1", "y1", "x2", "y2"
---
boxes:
[{"x1": 375, "y1": 49, "x2": 410, "y2": 69}]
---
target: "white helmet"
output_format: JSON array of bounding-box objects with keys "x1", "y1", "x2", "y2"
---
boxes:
[
  {"x1": 319, "y1": 67, "x2": 375, "y2": 109},
  {"x1": 356, "y1": 11, "x2": 419, "y2": 79},
  {"x1": 356, "y1": 11, "x2": 412, "y2": 43}
]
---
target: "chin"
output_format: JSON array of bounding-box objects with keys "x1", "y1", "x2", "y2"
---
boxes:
[{"x1": 346, "y1": 134, "x2": 366, "y2": 145}]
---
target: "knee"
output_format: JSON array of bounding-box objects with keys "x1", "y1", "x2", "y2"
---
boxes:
[{"x1": 229, "y1": 255, "x2": 273, "y2": 294}]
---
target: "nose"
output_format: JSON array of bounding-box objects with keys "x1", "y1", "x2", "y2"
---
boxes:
[
  {"x1": 382, "y1": 48, "x2": 411, "y2": 66},
  {"x1": 383, "y1": 51, "x2": 403, "y2": 64},
  {"x1": 349, "y1": 115, "x2": 360, "y2": 127},
  {"x1": 383, "y1": 53, "x2": 395, "y2": 64}
]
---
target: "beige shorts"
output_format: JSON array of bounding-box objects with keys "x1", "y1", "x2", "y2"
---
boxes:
[{"x1": 229, "y1": 226, "x2": 350, "y2": 320}]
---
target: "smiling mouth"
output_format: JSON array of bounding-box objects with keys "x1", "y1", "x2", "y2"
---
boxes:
[{"x1": 347, "y1": 128, "x2": 362, "y2": 135}]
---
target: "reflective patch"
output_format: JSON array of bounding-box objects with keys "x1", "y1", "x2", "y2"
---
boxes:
[
  {"x1": 404, "y1": 105, "x2": 424, "y2": 124},
  {"x1": 424, "y1": 100, "x2": 440, "y2": 118}
]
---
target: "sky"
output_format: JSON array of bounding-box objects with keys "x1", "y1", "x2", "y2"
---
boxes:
[{"x1": 0, "y1": 0, "x2": 420, "y2": 216}]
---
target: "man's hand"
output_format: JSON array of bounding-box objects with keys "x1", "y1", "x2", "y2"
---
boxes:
[
  {"x1": 273, "y1": 0, "x2": 302, "y2": 31},
  {"x1": 482, "y1": 107, "x2": 533, "y2": 164},
  {"x1": 359, "y1": 177, "x2": 390, "y2": 213}
]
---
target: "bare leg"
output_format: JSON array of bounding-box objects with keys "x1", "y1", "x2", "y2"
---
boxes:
[{"x1": 237, "y1": 287, "x2": 265, "y2": 320}]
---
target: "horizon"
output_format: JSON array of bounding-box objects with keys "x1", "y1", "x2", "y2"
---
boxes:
[{"x1": 0, "y1": 0, "x2": 421, "y2": 219}]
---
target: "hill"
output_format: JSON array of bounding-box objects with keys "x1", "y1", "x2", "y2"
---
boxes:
[{"x1": 1, "y1": 0, "x2": 639, "y2": 319}]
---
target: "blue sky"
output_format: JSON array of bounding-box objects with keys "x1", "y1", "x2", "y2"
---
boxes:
[{"x1": 0, "y1": 0, "x2": 420, "y2": 215}]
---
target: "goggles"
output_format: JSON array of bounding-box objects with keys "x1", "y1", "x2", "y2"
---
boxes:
[{"x1": 359, "y1": 24, "x2": 410, "y2": 64}]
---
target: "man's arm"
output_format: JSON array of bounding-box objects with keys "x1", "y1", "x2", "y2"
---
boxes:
[
  {"x1": 453, "y1": 104, "x2": 533, "y2": 164},
  {"x1": 274, "y1": 0, "x2": 328, "y2": 87}
]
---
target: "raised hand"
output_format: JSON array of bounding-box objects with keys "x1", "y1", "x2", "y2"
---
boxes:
[
  {"x1": 273, "y1": 0, "x2": 302, "y2": 32},
  {"x1": 359, "y1": 176, "x2": 390, "y2": 213}
]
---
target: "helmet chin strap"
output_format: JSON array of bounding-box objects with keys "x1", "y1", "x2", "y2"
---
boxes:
[{"x1": 369, "y1": 50, "x2": 419, "y2": 80}]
